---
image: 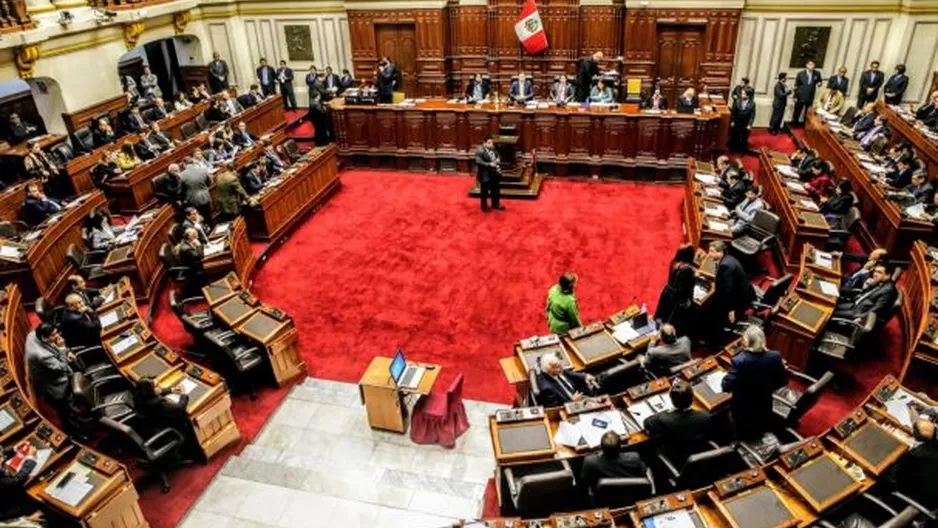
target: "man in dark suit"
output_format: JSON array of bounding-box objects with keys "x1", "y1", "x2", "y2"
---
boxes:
[
  {"x1": 769, "y1": 72, "x2": 791, "y2": 135},
  {"x1": 154, "y1": 166, "x2": 181, "y2": 206},
  {"x1": 580, "y1": 432, "x2": 646, "y2": 496},
  {"x1": 792, "y1": 61, "x2": 822, "y2": 127},
  {"x1": 277, "y1": 60, "x2": 297, "y2": 111},
  {"x1": 643, "y1": 324, "x2": 692, "y2": 376},
  {"x1": 126, "y1": 106, "x2": 147, "y2": 132},
  {"x1": 306, "y1": 66, "x2": 323, "y2": 102},
  {"x1": 705, "y1": 241, "x2": 751, "y2": 341},
  {"x1": 377, "y1": 57, "x2": 397, "y2": 104},
  {"x1": 339, "y1": 69, "x2": 355, "y2": 93},
  {"x1": 729, "y1": 90, "x2": 756, "y2": 152},
  {"x1": 465, "y1": 73, "x2": 490, "y2": 103},
  {"x1": 895, "y1": 172, "x2": 935, "y2": 204},
  {"x1": 888, "y1": 418, "x2": 938, "y2": 507},
  {"x1": 256, "y1": 58, "x2": 277, "y2": 97},
  {"x1": 833, "y1": 264, "x2": 898, "y2": 321},
  {"x1": 148, "y1": 97, "x2": 172, "y2": 121},
  {"x1": 6, "y1": 112, "x2": 38, "y2": 144},
  {"x1": 208, "y1": 52, "x2": 230, "y2": 94},
  {"x1": 22, "y1": 182, "x2": 61, "y2": 226},
  {"x1": 577, "y1": 51, "x2": 603, "y2": 102},
  {"x1": 67, "y1": 275, "x2": 104, "y2": 309},
  {"x1": 828, "y1": 66, "x2": 850, "y2": 93},
  {"x1": 174, "y1": 227, "x2": 206, "y2": 297},
  {"x1": 644, "y1": 382, "x2": 712, "y2": 462},
  {"x1": 852, "y1": 104, "x2": 878, "y2": 135},
  {"x1": 858, "y1": 60, "x2": 885, "y2": 107},
  {"x1": 475, "y1": 135, "x2": 504, "y2": 212},
  {"x1": 722, "y1": 326, "x2": 787, "y2": 440},
  {"x1": 731, "y1": 77, "x2": 754, "y2": 102},
  {"x1": 883, "y1": 64, "x2": 908, "y2": 105},
  {"x1": 321, "y1": 66, "x2": 342, "y2": 100},
  {"x1": 25, "y1": 324, "x2": 80, "y2": 438},
  {"x1": 535, "y1": 354, "x2": 597, "y2": 407},
  {"x1": 509, "y1": 72, "x2": 534, "y2": 104},
  {"x1": 134, "y1": 131, "x2": 160, "y2": 160},
  {"x1": 232, "y1": 121, "x2": 257, "y2": 148},
  {"x1": 916, "y1": 90, "x2": 938, "y2": 127},
  {"x1": 61, "y1": 293, "x2": 102, "y2": 349},
  {"x1": 148, "y1": 122, "x2": 174, "y2": 151},
  {"x1": 641, "y1": 84, "x2": 668, "y2": 111}
]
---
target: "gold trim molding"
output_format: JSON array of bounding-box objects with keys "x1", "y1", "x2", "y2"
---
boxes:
[
  {"x1": 15, "y1": 45, "x2": 40, "y2": 79},
  {"x1": 123, "y1": 22, "x2": 145, "y2": 50},
  {"x1": 173, "y1": 9, "x2": 192, "y2": 34}
]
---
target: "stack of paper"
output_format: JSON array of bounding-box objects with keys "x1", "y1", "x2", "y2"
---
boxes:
[
  {"x1": 776, "y1": 165, "x2": 799, "y2": 178},
  {"x1": 628, "y1": 394, "x2": 674, "y2": 424},
  {"x1": 99, "y1": 310, "x2": 120, "y2": 328},
  {"x1": 204, "y1": 241, "x2": 225, "y2": 257},
  {"x1": 703, "y1": 187, "x2": 721, "y2": 198},
  {"x1": 0, "y1": 245, "x2": 22, "y2": 259},
  {"x1": 554, "y1": 410, "x2": 630, "y2": 449},
  {"x1": 47, "y1": 465, "x2": 94, "y2": 507},
  {"x1": 111, "y1": 334, "x2": 138, "y2": 356},
  {"x1": 861, "y1": 162, "x2": 886, "y2": 174},
  {"x1": 704, "y1": 204, "x2": 729, "y2": 218},
  {"x1": 885, "y1": 389, "x2": 931, "y2": 428},
  {"x1": 707, "y1": 219, "x2": 730, "y2": 232},
  {"x1": 612, "y1": 322, "x2": 639, "y2": 344},
  {"x1": 0, "y1": 408, "x2": 15, "y2": 431},
  {"x1": 815, "y1": 251, "x2": 834, "y2": 269},
  {"x1": 906, "y1": 203, "x2": 927, "y2": 220},
  {"x1": 693, "y1": 284, "x2": 708, "y2": 301},
  {"x1": 786, "y1": 181, "x2": 807, "y2": 193},
  {"x1": 702, "y1": 370, "x2": 726, "y2": 394},
  {"x1": 818, "y1": 280, "x2": 840, "y2": 297},
  {"x1": 695, "y1": 173, "x2": 717, "y2": 185},
  {"x1": 799, "y1": 199, "x2": 819, "y2": 211}
]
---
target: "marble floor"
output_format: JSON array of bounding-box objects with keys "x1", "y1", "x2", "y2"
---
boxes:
[{"x1": 179, "y1": 377, "x2": 504, "y2": 528}]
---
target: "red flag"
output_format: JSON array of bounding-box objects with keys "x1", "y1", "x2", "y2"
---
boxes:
[{"x1": 515, "y1": 0, "x2": 548, "y2": 55}]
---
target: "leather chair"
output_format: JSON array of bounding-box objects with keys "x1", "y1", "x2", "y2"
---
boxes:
[
  {"x1": 71, "y1": 370, "x2": 134, "y2": 421},
  {"x1": 143, "y1": 108, "x2": 162, "y2": 123},
  {"x1": 814, "y1": 312, "x2": 877, "y2": 361},
  {"x1": 66, "y1": 244, "x2": 107, "y2": 282},
  {"x1": 35, "y1": 297, "x2": 61, "y2": 325},
  {"x1": 840, "y1": 106, "x2": 860, "y2": 126},
  {"x1": 50, "y1": 143, "x2": 74, "y2": 167},
  {"x1": 818, "y1": 492, "x2": 927, "y2": 528},
  {"x1": 237, "y1": 94, "x2": 254, "y2": 109},
  {"x1": 72, "y1": 127, "x2": 95, "y2": 153},
  {"x1": 828, "y1": 207, "x2": 861, "y2": 251},
  {"x1": 168, "y1": 289, "x2": 215, "y2": 338},
  {"x1": 283, "y1": 139, "x2": 300, "y2": 160},
  {"x1": 735, "y1": 273, "x2": 794, "y2": 332},
  {"x1": 100, "y1": 414, "x2": 189, "y2": 493},
  {"x1": 772, "y1": 370, "x2": 835, "y2": 427},
  {"x1": 180, "y1": 122, "x2": 199, "y2": 140},
  {"x1": 592, "y1": 468, "x2": 655, "y2": 508},
  {"x1": 595, "y1": 358, "x2": 644, "y2": 395},
  {"x1": 159, "y1": 243, "x2": 190, "y2": 288},
  {"x1": 195, "y1": 113, "x2": 209, "y2": 131},
  {"x1": 503, "y1": 460, "x2": 576, "y2": 517},
  {"x1": 737, "y1": 429, "x2": 805, "y2": 468},
  {"x1": 0, "y1": 221, "x2": 29, "y2": 240},
  {"x1": 71, "y1": 345, "x2": 121, "y2": 383},
  {"x1": 731, "y1": 210, "x2": 780, "y2": 263},
  {"x1": 203, "y1": 328, "x2": 263, "y2": 400},
  {"x1": 658, "y1": 444, "x2": 745, "y2": 490},
  {"x1": 527, "y1": 368, "x2": 542, "y2": 407}
]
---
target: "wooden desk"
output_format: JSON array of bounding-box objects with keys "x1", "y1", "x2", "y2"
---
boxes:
[
  {"x1": 331, "y1": 98, "x2": 729, "y2": 178},
  {"x1": 564, "y1": 323, "x2": 626, "y2": 368},
  {"x1": 0, "y1": 178, "x2": 34, "y2": 221},
  {"x1": 825, "y1": 409, "x2": 909, "y2": 477},
  {"x1": 358, "y1": 356, "x2": 441, "y2": 433},
  {"x1": 0, "y1": 134, "x2": 66, "y2": 158},
  {"x1": 101, "y1": 206, "x2": 174, "y2": 304},
  {"x1": 0, "y1": 284, "x2": 149, "y2": 527},
  {"x1": 774, "y1": 447, "x2": 863, "y2": 513},
  {"x1": 795, "y1": 245, "x2": 842, "y2": 307},
  {"x1": 756, "y1": 149, "x2": 830, "y2": 272},
  {"x1": 877, "y1": 101, "x2": 938, "y2": 177},
  {"x1": 683, "y1": 159, "x2": 733, "y2": 248},
  {"x1": 805, "y1": 111, "x2": 932, "y2": 264},
  {"x1": 0, "y1": 191, "x2": 107, "y2": 303},
  {"x1": 201, "y1": 217, "x2": 255, "y2": 286},
  {"x1": 489, "y1": 412, "x2": 557, "y2": 464},
  {"x1": 244, "y1": 144, "x2": 340, "y2": 241},
  {"x1": 900, "y1": 242, "x2": 936, "y2": 393},
  {"x1": 767, "y1": 291, "x2": 832, "y2": 370}
]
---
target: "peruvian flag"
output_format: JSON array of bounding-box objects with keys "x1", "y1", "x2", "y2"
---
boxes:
[{"x1": 515, "y1": 0, "x2": 548, "y2": 55}]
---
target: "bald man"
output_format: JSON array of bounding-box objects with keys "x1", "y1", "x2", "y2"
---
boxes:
[
  {"x1": 61, "y1": 293, "x2": 102, "y2": 348},
  {"x1": 535, "y1": 355, "x2": 597, "y2": 407},
  {"x1": 889, "y1": 417, "x2": 938, "y2": 506}
]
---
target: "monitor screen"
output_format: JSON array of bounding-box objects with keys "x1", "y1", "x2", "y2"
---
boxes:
[{"x1": 389, "y1": 350, "x2": 406, "y2": 384}]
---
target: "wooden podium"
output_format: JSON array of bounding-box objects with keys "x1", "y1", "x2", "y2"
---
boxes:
[
  {"x1": 468, "y1": 124, "x2": 543, "y2": 200},
  {"x1": 358, "y1": 356, "x2": 440, "y2": 433}
]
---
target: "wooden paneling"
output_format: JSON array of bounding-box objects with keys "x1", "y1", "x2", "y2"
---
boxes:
[{"x1": 61, "y1": 94, "x2": 128, "y2": 135}]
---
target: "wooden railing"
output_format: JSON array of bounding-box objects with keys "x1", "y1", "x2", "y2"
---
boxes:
[{"x1": 0, "y1": 0, "x2": 32, "y2": 34}]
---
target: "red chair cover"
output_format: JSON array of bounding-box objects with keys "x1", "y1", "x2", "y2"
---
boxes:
[{"x1": 409, "y1": 373, "x2": 470, "y2": 448}]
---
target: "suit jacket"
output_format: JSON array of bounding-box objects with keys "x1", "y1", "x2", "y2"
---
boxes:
[
  {"x1": 465, "y1": 79, "x2": 490, "y2": 102},
  {"x1": 886, "y1": 166, "x2": 913, "y2": 188},
  {"x1": 888, "y1": 440, "x2": 938, "y2": 506},
  {"x1": 127, "y1": 112, "x2": 147, "y2": 132},
  {"x1": 817, "y1": 88, "x2": 845, "y2": 114},
  {"x1": 179, "y1": 164, "x2": 212, "y2": 207},
  {"x1": 580, "y1": 452, "x2": 646, "y2": 493},
  {"x1": 731, "y1": 98, "x2": 756, "y2": 126},
  {"x1": 849, "y1": 280, "x2": 899, "y2": 319},
  {"x1": 134, "y1": 140, "x2": 158, "y2": 161},
  {"x1": 722, "y1": 349, "x2": 787, "y2": 438},
  {"x1": 722, "y1": 179, "x2": 747, "y2": 210},
  {"x1": 175, "y1": 240, "x2": 204, "y2": 275},
  {"x1": 827, "y1": 74, "x2": 850, "y2": 93},
  {"x1": 852, "y1": 112, "x2": 877, "y2": 135},
  {"x1": 277, "y1": 67, "x2": 295, "y2": 89},
  {"x1": 256, "y1": 65, "x2": 276, "y2": 88},
  {"x1": 535, "y1": 370, "x2": 589, "y2": 407},
  {"x1": 644, "y1": 336, "x2": 692, "y2": 375},
  {"x1": 551, "y1": 82, "x2": 575, "y2": 104},
  {"x1": 641, "y1": 93, "x2": 668, "y2": 110},
  {"x1": 475, "y1": 146, "x2": 499, "y2": 183},
  {"x1": 644, "y1": 408, "x2": 713, "y2": 462},
  {"x1": 339, "y1": 74, "x2": 354, "y2": 91},
  {"x1": 821, "y1": 193, "x2": 854, "y2": 216},
  {"x1": 148, "y1": 104, "x2": 170, "y2": 121},
  {"x1": 676, "y1": 95, "x2": 699, "y2": 112},
  {"x1": 509, "y1": 79, "x2": 535, "y2": 103},
  {"x1": 859, "y1": 70, "x2": 885, "y2": 99},
  {"x1": 773, "y1": 81, "x2": 792, "y2": 110},
  {"x1": 93, "y1": 129, "x2": 116, "y2": 148},
  {"x1": 906, "y1": 182, "x2": 935, "y2": 204},
  {"x1": 232, "y1": 130, "x2": 257, "y2": 147},
  {"x1": 25, "y1": 331, "x2": 72, "y2": 401},
  {"x1": 577, "y1": 59, "x2": 599, "y2": 101},
  {"x1": 74, "y1": 287, "x2": 103, "y2": 309},
  {"x1": 883, "y1": 73, "x2": 908, "y2": 104},
  {"x1": 215, "y1": 170, "x2": 250, "y2": 215},
  {"x1": 323, "y1": 73, "x2": 341, "y2": 93},
  {"x1": 915, "y1": 103, "x2": 938, "y2": 126},
  {"x1": 23, "y1": 195, "x2": 62, "y2": 225},
  {"x1": 713, "y1": 254, "x2": 750, "y2": 315},
  {"x1": 61, "y1": 309, "x2": 102, "y2": 349},
  {"x1": 151, "y1": 131, "x2": 173, "y2": 150},
  {"x1": 242, "y1": 169, "x2": 264, "y2": 195},
  {"x1": 181, "y1": 219, "x2": 209, "y2": 243},
  {"x1": 795, "y1": 69, "x2": 823, "y2": 103},
  {"x1": 731, "y1": 85, "x2": 754, "y2": 101},
  {"x1": 153, "y1": 173, "x2": 180, "y2": 204}
]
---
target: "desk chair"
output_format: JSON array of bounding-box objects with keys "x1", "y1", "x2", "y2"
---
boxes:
[
  {"x1": 503, "y1": 460, "x2": 576, "y2": 517},
  {"x1": 180, "y1": 122, "x2": 199, "y2": 140},
  {"x1": 734, "y1": 273, "x2": 794, "y2": 333},
  {"x1": 772, "y1": 370, "x2": 835, "y2": 427},
  {"x1": 66, "y1": 244, "x2": 108, "y2": 282},
  {"x1": 159, "y1": 243, "x2": 191, "y2": 289},
  {"x1": 71, "y1": 345, "x2": 122, "y2": 384},
  {"x1": 72, "y1": 128, "x2": 95, "y2": 153},
  {"x1": 202, "y1": 328, "x2": 263, "y2": 400},
  {"x1": 818, "y1": 493, "x2": 926, "y2": 528},
  {"x1": 731, "y1": 210, "x2": 780, "y2": 270},
  {"x1": 410, "y1": 373, "x2": 470, "y2": 448},
  {"x1": 592, "y1": 468, "x2": 655, "y2": 508},
  {"x1": 0, "y1": 220, "x2": 28, "y2": 240},
  {"x1": 828, "y1": 207, "x2": 861, "y2": 251},
  {"x1": 50, "y1": 143, "x2": 74, "y2": 167},
  {"x1": 35, "y1": 297, "x2": 62, "y2": 325},
  {"x1": 283, "y1": 139, "x2": 301, "y2": 161},
  {"x1": 737, "y1": 429, "x2": 805, "y2": 468},
  {"x1": 100, "y1": 414, "x2": 189, "y2": 493},
  {"x1": 814, "y1": 311, "x2": 878, "y2": 370},
  {"x1": 195, "y1": 114, "x2": 209, "y2": 131},
  {"x1": 657, "y1": 443, "x2": 745, "y2": 490},
  {"x1": 71, "y1": 370, "x2": 135, "y2": 421},
  {"x1": 840, "y1": 107, "x2": 860, "y2": 127},
  {"x1": 596, "y1": 358, "x2": 643, "y2": 395}
]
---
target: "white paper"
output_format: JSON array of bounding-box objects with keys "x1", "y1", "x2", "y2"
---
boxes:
[
  {"x1": 693, "y1": 284, "x2": 708, "y2": 301},
  {"x1": 708, "y1": 219, "x2": 730, "y2": 232},
  {"x1": 111, "y1": 334, "x2": 138, "y2": 355},
  {"x1": 166, "y1": 393, "x2": 182, "y2": 404},
  {"x1": 704, "y1": 187, "x2": 722, "y2": 197},
  {"x1": 799, "y1": 200, "x2": 819, "y2": 211},
  {"x1": 815, "y1": 251, "x2": 833, "y2": 269},
  {"x1": 786, "y1": 181, "x2": 807, "y2": 193},
  {"x1": 211, "y1": 223, "x2": 231, "y2": 237},
  {"x1": 705, "y1": 204, "x2": 729, "y2": 218},
  {"x1": 703, "y1": 370, "x2": 727, "y2": 394},
  {"x1": 178, "y1": 378, "x2": 198, "y2": 395},
  {"x1": 861, "y1": 162, "x2": 887, "y2": 174},
  {"x1": 102, "y1": 289, "x2": 116, "y2": 304},
  {"x1": 99, "y1": 310, "x2": 120, "y2": 328},
  {"x1": 819, "y1": 280, "x2": 840, "y2": 297},
  {"x1": 0, "y1": 246, "x2": 20, "y2": 258},
  {"x1": 906, "y1": 203, "x2": 927, "y2": 219},
  {"x1": 554, "y1": 420, "x2": 584, "y2": 448},
  {"x1": 647, "y1": 509, "x2": 696, "y2": 528},
  {"x1": 885, "y1": 389, "x2": 928, "y2": 428},
  {"x1": 646, "y1": 394, "x2": 674, "y2": 413},
  {"x1": 777, "y1": 165, "x2": 799, "y2": 179},
  {"x1": 48, "y1": 478, "x2": 93, "y2": 507},
  {"x1": 23, "y1": 231, "x2": 41, "y2": 242},
  {"x1": 612, "y1": 321, "x2": 639, "y2": 343},
  {"x1": 627, "y1": 401, "x2": 655, "y2": 424},
  {"x1": 0, "y1": 409, "x2": 15, "y2": 431},
  {"x1": 204, "y1": 241, "x2": 225, "y2": 257},
  {"x1": 694, "y1": 173, "x2": 716, "y2": 184}
]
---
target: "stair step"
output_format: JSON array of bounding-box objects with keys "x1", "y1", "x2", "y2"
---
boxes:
[{"x1": 468, "y1": 171, "x2": 543, "y2": 200}]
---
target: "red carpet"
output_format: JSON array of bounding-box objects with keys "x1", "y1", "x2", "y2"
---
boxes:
[{"x1": 138, "y1": 130, "x2": 904, "y2": 525}]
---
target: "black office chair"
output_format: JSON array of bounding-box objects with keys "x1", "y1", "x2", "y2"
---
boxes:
[
  {"x1": 658, "y1": 444, "x2": 746, "y2": 490},
  {"x1": 195, "y1": 113, "x2": 209, "y2": 131},
  {"x1": 595, "y1": 358, "x2": 644, "y2": 396},
  {"x1": 731, "y1": 210, "x2": 780, "y2": 265},
  {"x1": 737, "y1": 429, "x2": 805, "y2": 468},
  {"x1": 772, "y1": 370, "x2": 835, "y2": 427},
  {"x1": 527, "y1": 368, "x2": 542, "y2": 407},
  {"x1": 50, "y1": 143, "x2": 74, "y2": 167},
  {"x1": 168, "y1": 290, "x2": 214, "y2": 335},
  {"x1": 592, "y1": 468, "x2": 655, "y2": 508},
  {"x1": 35, "y1": 297, "x2": 62, "y2": 325},
  {"x1": 818, "y1": 492, "x2": 927, "y2": 528},
  {"x1": 735, "y1": 274, "x2": 794, "y2": 332},
  {"x1": 0, "y1": 221, "x2": 28, "y2": 240},
  {"x1": 66, "y1": 244, "x2": 107, "y2": 282},
  {"x1": 71, "y1": 370, "x2": 135, "y2": 421},
  {"x1": 180, "y1": 122, "x2": 199, "y2": 140},
  {"x1": 814, "y1": 312, "x2": 878, "y2": 362},
  {"x1": 828, "y1": 207, "x2": 861, "y2": 251},
  {"x1": 72, "y1": 128, "x2": 96, "y2": 153},
  {"x1": 71, "y1": 345, "x2": 121, "y2": 383},
  {"x1": 100, "y1": 414, "x2": 189, "y2": 493},
  {"x1": 840, "y1": 106, "x2": 860, "y2": 126},
  {"x1": 202, "y1": 328, "x2": 263, "y2": 400},
  {"x1": 502, "y1": 460, "x2": 577, "y2": 517},
  {"x1": 283, "y1": 139, "x2": 301, "y2": 161}
]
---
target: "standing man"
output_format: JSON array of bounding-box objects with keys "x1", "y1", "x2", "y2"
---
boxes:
[
  {"x1": 377, "y1": 57, "x2": 397, "y2": 103},
  {"x1": 769, "y1": 72, "x2": 791, "y2": 135},
  {"x1": 322, "y1": 66, "x2": 341, "y2": 100},
  {"x1": 729, "y1": 90, "x2": 756, "y2": 152},
  {"x1": 883, "y1": 64, "x2": 908, "y2": 105},
  {"x1": 721, "y1": 326, "x2": 787, "y2": 440},
  {"x1": 26, "y1": 324, "x2": 79, "y2": 437},
  {"x1": 178, "y1": 161, "x2": 213, "y2": 225},
  {"x1": 140, "y1": 65, "x2": 162, "y2": 100},
  {"x1": 792, "y1": 61, "x2": 822, "y2": 127},
  {"x1": 828, "y1": 66, "x2": 850, "y2": 94},
  {"x1": 577, "y1": 51, "x2": 603, "y2": 102},
  {"x1": 339, "y1": 69, "x2": 355, "y2": 93},
  {"x1": 306, "y1": 65, "x2": 322, "y2": 103},
  {"x1": 858, "y1": 61, "x2": 885, "y2": 107},
  {"x1": 510, "y1": 72, "x2": 534, "y2": 104},
  {"x1": 475, "y1": 135, "x2": 503, "y2": 212},
  {"x1": 208, "y1": 52, "x2": 230, "y2": 94},
  {"x1": 704, "y1": 241, "x2": 750, "y2": 343},
  {"x1": 731, "y1": 77, "x2": 754, "y2": 102},
  {"x1": 277, "y1": 60, "x2": 297, "y2": 111},
  {"x1": 256, "y1": 58, "x2": 276, "y2": 97},
  {"x1": 546, "y1": 272, "x2": 581, "y2": 334}
]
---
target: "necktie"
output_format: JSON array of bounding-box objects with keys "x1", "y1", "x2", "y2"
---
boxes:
[
  {"x1": 555, "y1": 374, "x2": 575, "y2": 400},
  {"x1": 854, "y1": 284, "x2": 879, "y2": 306}
]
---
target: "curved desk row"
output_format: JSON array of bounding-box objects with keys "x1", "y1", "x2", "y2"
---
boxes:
[
  {"x1": 0, "y1": 178, "x2": 36, "y2": 222},
  {"x1": 330, "y1": 99, "x2": 730, "y2": 179},
  {"x1": 900, "y1": 242, "x2": 937, "y2": 397},
  {"x1": 877, "y1": 101, "x2": 938, "y2": 177},
  {"x1": 1, "y1": 284, "x2": 149, "y2": 528},
  {"x1": 682, "y1": 158, "x2": 733, "y2": 249}
]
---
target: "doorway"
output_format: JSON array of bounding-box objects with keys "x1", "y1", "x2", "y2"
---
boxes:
[
  {"x1": 375, "y1": 23, "x2": 418, "y2": 96},
  {"x1": 655, "y1": 25, "x2": 704, "y2": 103}
]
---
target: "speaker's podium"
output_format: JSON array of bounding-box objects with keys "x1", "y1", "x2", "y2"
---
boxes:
[
  {"x1": 358, "y1": 355, "x2": 442, "y2": 433},
  {"x1": 469, "y1": 124, "x2": 543, "y2": 200}
]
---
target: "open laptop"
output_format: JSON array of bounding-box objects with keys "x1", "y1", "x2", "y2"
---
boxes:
[
  {"x1": 389, "y1": 350, "x2": 425, "y2": 390},
  {"x1": 630, "y1": 311, "x2": 657, "y2": 336}
]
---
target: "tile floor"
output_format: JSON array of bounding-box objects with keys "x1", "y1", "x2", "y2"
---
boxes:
[{"x1": 179, "y1": 378, "x2": 504, "y2": 528}]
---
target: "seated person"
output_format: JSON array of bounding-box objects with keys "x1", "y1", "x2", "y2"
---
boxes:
[
  {"x1": 23, "y1": 141, "x2": 61, "y2": 184},
  {"x1": 153, "y1": 165, "x2": 181, "y2": 206},
  {"x1": 132, "y1": 378, "x2": 190, "y2": 447},
  {"x1": 189, "y1": 147, "x2": 213, "y2": 171},
  {"x1": 643, "y1": 382, "x2": 713, "y2": 462},
  {"x1": 91, "y1": 150, "x2": 123, "y2": 190},
  {"x1": 180, "y1": 207, "x2": 209, "y2": 243},
  {"x1": 790, "y1": 146, "x2": 816, "y2": 174},
  {"x1": 83, "y1": 208, "x2": 122, "y2": 251},
  {"x1": 22, "y1": 183, "x2": 61, "y2": 226},
  {"x1": 241, "y1": 163, "x2": 266, "y2": 195},
  {"x1": 275, "y1": 143, "x2": 299, "y2": 163},
  {"x1": 550, "y1": 74, "x2": 575, "y2": 104},
  {"x1": 173, "y1": 91, "x2": 193, "y2": 112},
  {"x1": 730, "y1": 185, "x2": 764, "y2": 235},
  {"x1": 232, "y1": 121, "x2": 257, "y2": 148},
  {"x1": 219, "y1": 92, "x2": 244, "y2": 118},
  {"x1": 642, "y1": 324, "x2": 692, "y2": 375},
  {"x1": 134, "y1": 130, "x2": 160, "y2": 161},
  {"x1": 465, "y1": 73, "x2": 489, "y2": 102},
  {"x1": 26, "y1": 324, "x2": 76, "y2": 430},
  {"x1": 535, "y1": 354, "x2": 596, "y2": 407},
  {"x1": 590, "y1": 79, "x2": 614, "y2": 104},
  {"x1": 149, "y1": 122, "x2": 174, "y2": 151},
  {"x1": 244, "y1": 84, "x2": 266, "y2": 107},
  {"x1": 717, "y1": 158, "x2": 742, "y2": 188},
  {"x1": 641, "y1": 85, "x2": 668, "y2": 111},
  {"x1": 838, "y1": 248, "x2": 889, "y2": 294},
  {"x1": 887, "y1": 418, "x2": 938, "y2": 507},
  {"x1": 820, "y1": 179, "x2": 854, "y2": 218},
  {"x1": 816, "y1": 87, "x2": 845, "y2": 114},
  {"x1": 263, "y1": 141, "x2": 286, "y2": 173},
  {"x1": 675, "y1": 87, "x2": 699, "y2": 112},
  {"x1": 173, "y1": 227, "x2": 206, "y2": 297},
  {"x1": 857, "y1": 115, "x2": 889, "y2": 150},
  {"x1": 126, "y1": 106, "x2": 147, "y2": 132},
  {"x1": 803, "y1": 160, "x2": 834, "y2": 199},
  {"x1": 509, "y1": 72, "x2": 535, "y2": 104},
  {"x1": 883, "y1": 156, "x2": 915, "y2": 188},
  {"x1": 115, "y1": 143, "x2": 141, "y2": 170},
  {"x1": 851, "y1": 103, "x2": 878, "y2": 135},
  {"x1": 148, "y1": 97, "x2": 172, "y2": 121},
  {"x1": 915, "y1": 90, "x2": 938, "y2": 127},
  {"x1": 722, "y1": 326, "x2": 787, "y2": 440},
  {"x1": 61, "y1": 293, "x2": 102, "y2": 349},
  {"x1": 833, "y1": 263, "x2": 898, "y2": 321},
  {"x1": 580, "y1": 432, "x2": 647, "y2": 497},
  {"x1": 6, "y1": 112, "x2": 38, "y2": 144},
  {"x1": 0, "y1": 442, "x2": 41, "y2": 522},
  {"x1": 721, "y1": 170, "x2": 747, "y2": 210},
  {"x1": 889, "y1": 171, "x2": 935, "y2": 205},
  {"x1": 66, "y1": 274, "x2": 103, "y2": 309},
  {"x1": 92, "y1": 118, "x2": 117, "y2": 148}
]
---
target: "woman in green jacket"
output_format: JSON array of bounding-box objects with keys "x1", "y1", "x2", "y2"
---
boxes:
[{"x1": 546, "y1": 272, "x2": 581, "y2": 334}]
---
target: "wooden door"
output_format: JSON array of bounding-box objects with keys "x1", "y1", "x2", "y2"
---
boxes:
[
  {"x1": 375, "y1": 23, "x2": 418, "y2": 96},
  {"x1": 655, "y1": 26, "x2": 704, "y2": 103}
]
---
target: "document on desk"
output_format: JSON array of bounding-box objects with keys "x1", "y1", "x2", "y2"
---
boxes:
[
  {"x1": 0, "y1": 245, "x2": 21, "y2": 259},
  {"x1": 48, "y1": 465, "x2": 94, "y2": 507},
  {"x1": 707, "y1": 219, "x2": 730, "y2": 233},
  {"x1": 906, "y1": 203, "x2": 927, "y2": 220},
  {"x1": 799, "y1": 199, "x2": 819, "y2": 211},
  {"x1": 211, "y1": 223, "x2": 231, "y2": 238},
  {"x1": 885, "y1": 389, "x2": 929, "y2": 428},
  {"x1": 704, "y1": 187, "x2": 722, "y2": 198},
  {"x1": 178, "y1": 378, "x2": 199, "y2": 395},
  {"x1": 644, "y1": 509, "x2": 696, "y2": 528},
  {"x1": 612, "y1": 322, "x2": 639, "y2": 344},
  {"x1": 111, "y1": 334, "x2": 138, "y2": 356},
  {"x1": 646, "y1": 394, "x2": 674, "y2": 414},
  {"x1": 776, "y1": 165, "x2": 799, "y2": 178},
  {"x1": 22, "y1": 230, "x2": 41, "y2": 242},
  {"x1": 99, "y1": 310, "x2": 120, "y2": 328},
  {"x1": 0, "y1": 408, "x2": 15, "y2": 432},
  {"x1": 694, "y1": 173, "x2": 717, "y2": 185},
  {"x1": 861, "y1": 162, "x2": 886, "y2": 174},
  {"x1": 814, "y1": 251, "x2": 834, "y2": 269},
  {"x1": 818, "y1": 280, "x2": 840, "y2": 297},
  {"x1": 627, "y1": 401, "x2": 655, "y2": 425},
  {"x1": 786, "y1": 181, "x2": 807, "y2": 193},
  {"x1": 554, "y1": 420, "x2": 585, "y2": 448},
  {"x1": 703, "y1": 370, "x2": 727, "y2": 394},
  {"x1": 704, "y1": 204, "x2": 729, "y2": 218},
  {"x1": 204, "y1": 240, "x2": 225, "y2": 257},
  {"x1": 693, "y1": 284, "x2": 708, "y2": 301}
]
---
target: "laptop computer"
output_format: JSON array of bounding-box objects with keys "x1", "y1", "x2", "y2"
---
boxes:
[
  {"x1": 389, "y1": 350, "x2": 425, "y2": 390},
  {"x1": 631, "y1": 311, "x2": 657, "y2": 336}
]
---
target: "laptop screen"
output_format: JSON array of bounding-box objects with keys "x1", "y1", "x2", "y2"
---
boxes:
[
  {"x1": 389, "y1": 350, "x2": 406, "y2": 384},
  {"x1": 631, "y1": 311, "x2": 649, "y2": 329}
]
